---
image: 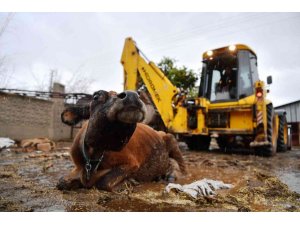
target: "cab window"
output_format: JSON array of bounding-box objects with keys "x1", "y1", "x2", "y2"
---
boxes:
[
  {"x1": 238, "y1": 50, "x2": 253, "y2": 98},
  {"x1": 250, "y1": 53, "x2": 259, "y2": 83}
]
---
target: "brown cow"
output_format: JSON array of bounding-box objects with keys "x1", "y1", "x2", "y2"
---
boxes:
[{"x1": 57, "y1": 90, "x2": 186, "y2": 191}]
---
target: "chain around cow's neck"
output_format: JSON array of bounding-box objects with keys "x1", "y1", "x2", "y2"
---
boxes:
[{"x1": 81, "y1": 128, "x2": 105, "y2": 181}]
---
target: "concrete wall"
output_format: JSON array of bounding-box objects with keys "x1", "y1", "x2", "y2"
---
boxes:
[{"x1": 0, "y1": 83, "x2": 72, "y2": 141}]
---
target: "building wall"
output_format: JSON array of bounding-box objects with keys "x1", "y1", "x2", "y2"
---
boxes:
[
  {"x1": 276, "y1": 102, "x2": 300, "y2": 123},
  {"x1": 276, "y1": 101, "x2": 300, "y2": 146},
  {"x1": 290, "y1": 122, "x2": 300, "y2": 146},
  {"x1": 0, "y1": 90, "x2": 72, "y2": 141}
]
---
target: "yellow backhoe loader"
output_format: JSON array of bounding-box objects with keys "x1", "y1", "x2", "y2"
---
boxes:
[{"x1": 121, "y1": 37, "x2": 290, "y2": 156}]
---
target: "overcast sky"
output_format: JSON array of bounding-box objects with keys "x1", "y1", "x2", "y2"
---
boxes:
[{"x1": 0, "y1": 12, "x2": 300, "y2": 106}]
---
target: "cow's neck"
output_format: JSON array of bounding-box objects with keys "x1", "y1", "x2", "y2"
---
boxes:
[{"x1": 85, "y1": 115, "x2": 137, "y2": 154}]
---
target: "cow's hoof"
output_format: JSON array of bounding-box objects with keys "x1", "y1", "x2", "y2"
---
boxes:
[
  {"x1": 56, "y1": 177, "x2": 82, "y2": 190},
  {"x1": 95, "y1": 181, "x2": 113, "y2": 192},
  {"x1": 166, "y1": 175, "x2": 176, "y2": 183},
  {"x1": 56, "y1": 177, "x2": 71, "y2": 190}
]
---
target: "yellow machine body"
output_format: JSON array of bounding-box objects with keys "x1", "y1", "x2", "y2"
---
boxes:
[{"x1": 121, "y1": 37, "x2": 289, "y2": 156}]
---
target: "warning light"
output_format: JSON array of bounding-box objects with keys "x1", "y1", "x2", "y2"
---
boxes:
[
  {"x1": 229, "y1": 45, "x2": 236, "y2": 51},
  {"x1": 207, "y1": 50, "x2": 213, "y2": 56}
]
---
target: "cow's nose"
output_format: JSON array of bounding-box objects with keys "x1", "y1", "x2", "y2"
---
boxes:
[
  {"x1": 118, "y1": 91, "x2": 141, "y2": 107},
  {"x1": 117, "y1": 92, "x2": 127, "y2": 100}
]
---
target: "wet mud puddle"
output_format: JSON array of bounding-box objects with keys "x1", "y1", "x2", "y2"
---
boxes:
[
  {"x1": 1, "y1": 145, "x2": 300, "y2": 212},
  {"x1": 273, "y1": 151, "x2": 300, "y2": 194}
]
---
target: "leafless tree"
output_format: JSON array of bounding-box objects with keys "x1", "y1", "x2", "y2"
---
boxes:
[
  {"x1": 30, "y1": 65, "x2": 94, "y2": 94},
  {"x1": 0, "y1": 13, "x2": 14, "y2": 38},
  {"x1": 64, "y1": 64, "x2": 94, "y2": 93},
  {"x1": 0, "y1": 13, "x2": 14, "y2": 88},
  {"x1": 30, "y1": 67, "x2": 54, "y2": 92}
]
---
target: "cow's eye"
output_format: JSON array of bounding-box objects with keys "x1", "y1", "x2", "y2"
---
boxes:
[
  {"x1": 93, "y1": 94, "x2": 99, "y2": 100},
  {"x1": 93, "y1": 93, "x2": 106, "y2": 103}
]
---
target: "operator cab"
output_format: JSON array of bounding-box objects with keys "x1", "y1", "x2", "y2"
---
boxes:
[{"x1": 199, "y1": 44, "x2": 259, "y2": 102}]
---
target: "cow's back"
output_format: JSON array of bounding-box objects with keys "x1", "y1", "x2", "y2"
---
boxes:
[{"x1": 127, "y1": 123, "x2": 169, "y2": 181}]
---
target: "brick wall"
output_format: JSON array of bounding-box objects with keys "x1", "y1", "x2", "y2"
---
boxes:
[{"x1": 0, "y1": 91, "x2": 72, "y2": 141}]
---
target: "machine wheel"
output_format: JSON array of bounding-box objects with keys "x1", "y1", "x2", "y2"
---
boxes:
[
  {"x1": 217, "y1": 136, "x2": 229, "y2": 150},
  {"x1": 185, "y1": 135, "x2": 211, "y2": 151},
  {"x1": 277, "y1": 115, "x2": 288, "y2": 152},
  {"x1": 259, "y1": 104, "x2": 277, "y2": 157}
]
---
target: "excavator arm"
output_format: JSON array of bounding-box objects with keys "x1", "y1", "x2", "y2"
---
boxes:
[{"x1": 121, "y1": 37, "x2": 179, "y2": 128}]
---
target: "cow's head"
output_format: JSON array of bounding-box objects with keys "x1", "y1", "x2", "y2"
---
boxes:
[
  {"x1": 61, "y1": 90, "x2": 147, "y2": 150},
  {"x1": 61, "y1": 90, "x2": 146, "y2": 126}
]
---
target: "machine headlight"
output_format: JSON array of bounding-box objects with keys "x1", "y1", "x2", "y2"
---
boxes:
[
  {"x1": 207, "y1": 50, "x2": 213, "y2": 56},
  {"x1": 229, "y1": 45, "x2": 236, "y2": 51}
]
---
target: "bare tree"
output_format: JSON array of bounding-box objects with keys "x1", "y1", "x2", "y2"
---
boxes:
[
  {"x1": 30, "y1": 67, "x2": 55, "y2": 92},
  {"x1": 1, "y1": 13, "x2": 93, "y2": 93},
  {"x1": 65, "y1": 65, "x2": 94, "y2": 93},
  {"x1": 0, "y1": 13, "x2": 14, "y2": 88},
  {"x1": 30, "y1": 65, "x2": 94, "y2": 94},
  {"x1": 0, "y1": 13, "x2": 14, "y2": 38},
  {"x1": 0, "y1": 56, "x2": 12, "y2": 87}
]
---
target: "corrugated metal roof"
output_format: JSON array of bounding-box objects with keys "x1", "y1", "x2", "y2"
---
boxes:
[
  {"x1": 275, "y1": 99, "x2": 300, "y2": 109},
  {"x1": 275, "y1": 100, "x2": 300, "y2": 123}
]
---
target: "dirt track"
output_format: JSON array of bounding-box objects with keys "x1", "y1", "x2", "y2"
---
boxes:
[{"x1": 1, "y1": 142, "x2": 300, "y2": 212}]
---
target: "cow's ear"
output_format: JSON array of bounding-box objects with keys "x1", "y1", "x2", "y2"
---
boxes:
[{"x1": 61, "y1": 105, "x2": 90, "y2": 126}]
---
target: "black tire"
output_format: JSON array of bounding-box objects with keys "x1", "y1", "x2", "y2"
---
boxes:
[
  {"x1": 217, "y1": 136, "x2": 229, "y2": 150},
  {"x1": 277, "y1": 115, "x2": 288, "y2": 152},
  {"x1": 185, "y1": 135, "x2": 211, "y2": 151},
  {"x1": 258, "y1": 104, "x2": 277, "y2": 157}
]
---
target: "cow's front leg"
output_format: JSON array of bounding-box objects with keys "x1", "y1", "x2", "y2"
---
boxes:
[
  {"x1": 95, "y1": 165, "x2": 138, "y2": 191},
  {"x1": 56, "y1": 168, "x2": 83, "y2": 190},
  {"x1": 81, "y1": 168, "x2": 111, "y2": 188}
]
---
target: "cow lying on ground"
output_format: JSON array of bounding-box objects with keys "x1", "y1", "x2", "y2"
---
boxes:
[{"x1": 57, "y1": 90, "x2": 186, "y2": 191}]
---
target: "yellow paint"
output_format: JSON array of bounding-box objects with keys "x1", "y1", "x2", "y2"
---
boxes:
[
  {"x1": 203, "y1": 44, "x2": 257, "y2": 59},
  {"x1": 121, "y1": 37, "x2": 284, "y2": 147}
]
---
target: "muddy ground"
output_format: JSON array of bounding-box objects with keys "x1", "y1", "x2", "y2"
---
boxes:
[{"x1": 1, "y1": 142, "x2": 300, "y2": 212}]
